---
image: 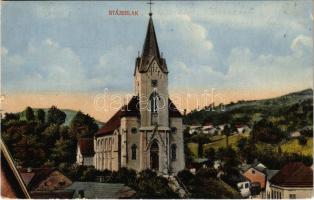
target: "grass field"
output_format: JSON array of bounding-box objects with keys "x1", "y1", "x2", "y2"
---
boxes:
[
  {"x1": 255, "y1": 137, "x2": 313, "y2": 156},
  {"x1": 187, "y1": 143, "x2": 199, "y2": 158},
  {"x1": 188, "y1": 134, "x2": 313, "y2": 159},
  {"x1": 280, "y1": 137, "x2": 312, "y2": 156},
  {"x1": 203, "y1": 133, "x2": 249, "y2": 151}
]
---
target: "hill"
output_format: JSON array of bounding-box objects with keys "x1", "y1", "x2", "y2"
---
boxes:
[
  {"x1": 19, "y1": 108, "x2": 104, "y2": 127},
  {"x1": 184, "y1": 88, "x2": 313, "y2": 132}
]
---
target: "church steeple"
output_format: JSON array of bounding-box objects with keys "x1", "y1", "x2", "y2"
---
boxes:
[
  {"x1": 141, "y1": 15, "x2": 161, "y2": 61},
  {"x1": 135, "y1": 13, "x2": 168, "y2": 74}
]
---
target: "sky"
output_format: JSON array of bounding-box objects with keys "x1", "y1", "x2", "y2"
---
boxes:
[{"x1": 1, "y1": 1, "x2": 313, "y2": 121}]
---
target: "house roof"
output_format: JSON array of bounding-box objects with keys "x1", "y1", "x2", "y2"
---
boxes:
[
  {"x1": 266, "y1": 169, "x2": 279, "y2": 180},
  {"x1": 1, "y1": 138, "x2": 31, "y2": 198},
  {"x1": 78, "y1": 138, "x2": 95, "y2": 156},
  {"x1": 18, "y1": 168, "x2": 58, "y2": 190},
  {"x1": 95, "y1": 96, "x2": 182, "y2": 137},
  {"x1": 240, "y1": 161, "x2": 266, "y2": 173},
  {"x1": 270, "y1": 162, "x2": 313, "y2": 187},
  {"x1": 66, "y1": 182, "x2": 136, "y2": 199},
  {"x1": 30, "y1": 189, "x2": 75, "y2": 199}
]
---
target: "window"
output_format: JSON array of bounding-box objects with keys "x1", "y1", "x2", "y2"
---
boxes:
[
  {"x1": 151, "y1": 80, "x2": 158, "y2": 87},
  {"x1": 131, "y1": 144, "x2": 137, "y2": 160},
  {"x1": 171, "y1": 127, "x2": 177, "y2": 134},
  {"x1": 171, "y1": 144, "x2": 177, "y2": 161},
  {"x1": 131, "y1": 127, "x2": 137, "y2": 134},
  {"x1": 289, "y1": 194, "x2": 296, "y2": 199},
  {"x1": 150, "y1": 90, "x2": 159, "y2": 125},
  {"x1": 245, "y1": 183, "x2": 249, "y2": 188},
  {"x1": 252, "y1": 170, "x2": 255, "y2": 174},
  {"x1": 150, "y1": 91, "x2": 158, "y2": 113}
]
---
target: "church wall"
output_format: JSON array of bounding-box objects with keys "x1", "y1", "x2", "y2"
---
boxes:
[
  {"x1": 121, "y1": 117, "x2": 141, "y2": 171},
  {"x1": 95, "y1": 135, "x2": 117, "y2": 171},
  {"x1": 169, "y1": 117, "x2": 185, "y2": 173}
]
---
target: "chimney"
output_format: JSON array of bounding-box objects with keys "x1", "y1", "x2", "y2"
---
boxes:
[{"x1": 27, "y1": 167, "x2": 32, "y2": 173}]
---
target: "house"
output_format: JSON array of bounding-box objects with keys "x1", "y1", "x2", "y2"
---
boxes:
[
  {"x1": 267, "y1": 162, "x2": 313, "y2": 199},
  {"x1": 66, "y1": 182, "x2": 136, "y2": 198},
  {"x1": 189, "y1": 124, "x2": 202, "y2": 134},
  {"x1": 241, "y1": 162, "x2": 267, "y2": 196},
  {"x1": 18, "y1": 167, "x2": 72, "y2": 191},
  {"x1": 203, "y1": 127, "x2": 217, "y2": 135},
  {"x1": 1, "y1": 138, "x2": 30, "y2": 198},
  {"x1": 235, "y1": 124, "x2": 251, "y2": 134},
  {"x1": 236, "y1": 174, "x2": 251, "y2": 198},
  {"x1": 76, "y1": 138, "x2": 95, "y2": 166},
  {"x1": 288, "y1": 131, "x2": 301, "y2": 138},
  {"x1": 264, "y1": 169, "x2": 279, "y2": 199}
]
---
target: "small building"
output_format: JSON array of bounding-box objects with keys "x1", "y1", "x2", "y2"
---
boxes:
[
  {"x1": 202, "y1": 126, "x2": 217, "y2": 135},
  {"x1": 236, "y1": 174, "x2": 251, "y2": 198},
  {"x1": 235, "y1": 124, "x2": 251, "y2": 134},
  {"x1": 241, "y1": 162, "x2": 267, "y2": 196},
  {"x1": 288, "y1": 131, "x2": 301, "y2": 138},
  {"x1": 267, "y1": 162, "x2": 313, "y2": 199},
  {"x1": 189, "y1": 124, "x2": 202, "y2": 135},
  {"x1": 76, "y1": 138, "x2": 95, "y2": 166},
  {"x1": 264, "y1": 169, "x2": 279, "y2": 199}
]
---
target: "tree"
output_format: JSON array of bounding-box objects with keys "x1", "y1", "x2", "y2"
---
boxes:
[
  {"x1": 135, "y1": 169, "x2": 179, "y2": 198},
  {"x1": 222, "y1": 125, "x2": 231, "y2": 147},
  {"x1": 25, "y1": 106, "x2": 35, "y2": 121},
  {"x1": 47, "y1": 106, "x2": 66, "y2": 125},
  {"x1": 190, "y1": 133, "x2": 210, "y2": 158},
  {"x1": 251, "y1": 119, "x2": 284, "y2": 143},
  {"x1": 298, "y1": 135, "x2": 307, "y2": 146},
  {"x1": 70, "y1": 111, "x2": 99, "y2": 139},
  {"x1": 237, "y1": 137, "x2": 249, "y2": 152},
  {"x1": 3, "y1": 113, "x2": 19, "y2": 121},
  {"x1": 13, "y1": 134, "x2": 45, "y2": 167},
  {"x1": 37, "y1": 109, "x2": 45, "y2": 124},
  {"x1": 50, "y1": 139, "x2": 76, "y2": 165},
  {"x1": 204, "y1": 147, "x2": 216, "y2": 163}
]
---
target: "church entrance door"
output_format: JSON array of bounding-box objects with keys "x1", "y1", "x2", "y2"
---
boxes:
[{"x1": 150, "y1": 141, "x2": 159, "y2": 171}]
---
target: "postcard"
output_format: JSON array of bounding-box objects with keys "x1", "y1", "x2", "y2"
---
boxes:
[{"x1": 1, "y1": 1, "x2": 313, "y2": 199}]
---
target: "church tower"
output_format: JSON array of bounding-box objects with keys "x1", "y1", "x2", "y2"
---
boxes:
[
  {"x1": 134, "y1": 12, "x2": 169, "y2": 127},
  {"x1": 94, "y1": 8, "x2": 185, "y2": 175}
]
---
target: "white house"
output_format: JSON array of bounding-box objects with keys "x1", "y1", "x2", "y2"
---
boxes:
[
  {"x1": 266, "y1": 162, "x2": 313, "y2": 199},
  {"x1": 76, "y1": 138, "x2": 95, "y2": 166}
]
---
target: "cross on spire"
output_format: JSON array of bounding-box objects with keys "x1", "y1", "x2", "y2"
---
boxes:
[{"x1": 147, "y1": 0, "x2": 154, "y2": 16}]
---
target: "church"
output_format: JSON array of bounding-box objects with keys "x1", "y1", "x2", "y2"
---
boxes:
[{"x1": 77, "y1": 10, "x2": 185, "y2": 175}]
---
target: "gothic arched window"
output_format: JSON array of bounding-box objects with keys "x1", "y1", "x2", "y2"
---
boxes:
[
  {"x1": 131, "y1": 144, "x2": 137, "y2": 160},
  {"x1": 150, "y1": 90, "x2": 158, "y2": 113},
  {"x1": 171, "y1": 144, "x2": 177, "y2": 161},
  {"x1": 150, "y1": 90, "x2": 159, "y2": 125}
]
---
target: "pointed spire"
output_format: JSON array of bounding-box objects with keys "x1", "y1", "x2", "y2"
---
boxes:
[{"x1": 141, "y1": 15, "x2": 161, "y2": 60}]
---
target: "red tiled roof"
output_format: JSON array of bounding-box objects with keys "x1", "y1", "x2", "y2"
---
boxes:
[
  {"x1": 270, "y1": 162, "x2": 313, "y2": 187},
  {"x1": 168, "y1": 98, "x2": 183, "y2": 118},
  {"x1": 20, "y1": 172, "x2": 35, "y2": 187},
  {"x1": 78, "y1": 138, "x2": 95, "y2": 156},
  {"x1": 18, "y1": 168, "x2": 56, "y2": 190},
  {"x1": 96, "y1": 96, "x2": 182, "y2": 137}
]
